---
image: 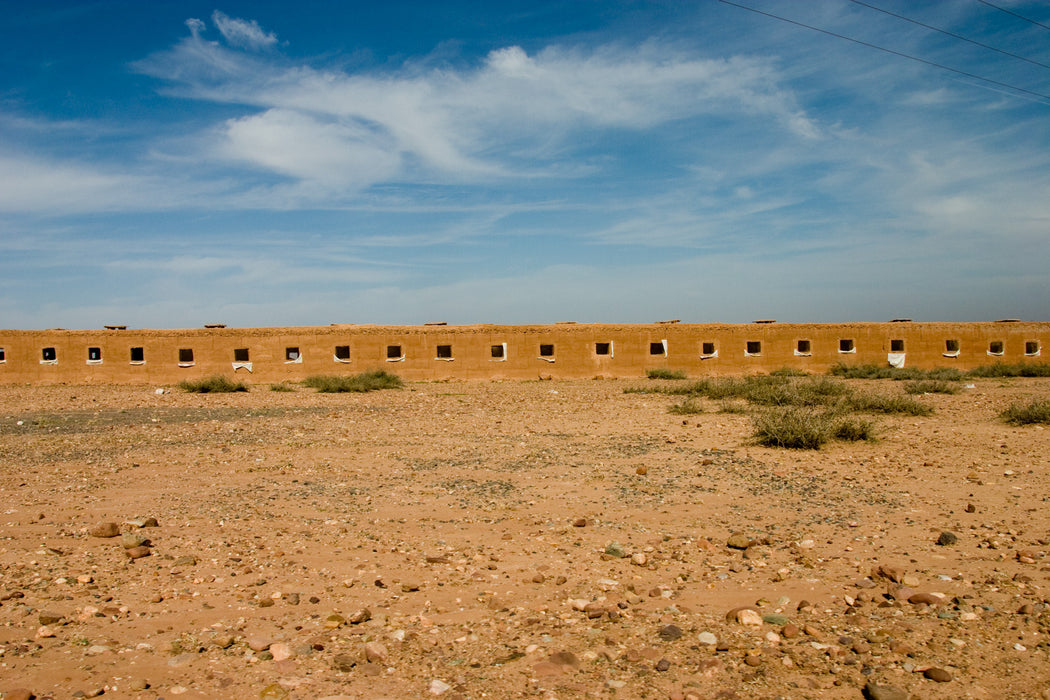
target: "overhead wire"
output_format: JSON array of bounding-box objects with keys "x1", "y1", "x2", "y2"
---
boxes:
[
  {"x1": 714, "y1": 0, "x2": 1050, "y2": 104},
  {"x1": 975, "y1": 0, "x2": 1050, "y2": 33},
  {"x1": 847, "y1": 0, "x2": 1050, "y2": 71}
]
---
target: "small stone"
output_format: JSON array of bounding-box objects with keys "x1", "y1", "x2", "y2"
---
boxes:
[
  {"x1": 364, "y1": 641, "x2": 388, "y2": 663},
  {"x1": 907, "y1": 592, "x2": 945, "y2": 606},
  {"x1": 258, "y1": 683, "x2": 289, "y2": 700},
  {"x1": 429, "y1": 679, "x2": 452, "y2": 695},
  {"x1": 88, "y1": 522, "x2": 119, "y2": 538},
  {"x1": 573, "y1": 517, "x2": 588, "y2": 527},
  {"x1": 401, "y1": 581, "x2": 421, "y2": 592},
  {"x1": 284, "y1": 592, "x2": 300, "y2": 605},
  {"x1": 332, "y1": 653, "x2": 356, "y2": 671},
  {"x1": 270, "y1": 643, "x2": 293, "y2": 661},
  {"x1": 605, "y1": 542, "x2": 626, "y2": 558},
  {"x1": 761, "y1": 613, "x2": 788, "y2": 626},
  {"x1": 631, "y1": 553, "x2": 647, "y2": 566},
  {"x1": 4, "y1": 691, "x2": 35, "y2": 700},
  {"x1": 697, "y1": 631, "x2": 718, "y2": 645},
  {"x1": 862, "y1": 680, "x2": 909, "y2": 700},
  {"x1": 36, "y1": 625, "x2": 56, "y2": 638},
  {"x1": 348, "y1": 608, "x2": 372, "y2": 624},
  {"x1": 171, "y1": 556, "x2": 197, "y2": 567},
  {"x1": 247, "y1": 636, "x2": 273, "y2": 652},
  {"x1": 726, "y1": 607, "x2": 763, "y2": 627},
  {"x1": 782, "y1": 624, "x2": 800, "y2": 639},
  {"x1": 656, "y1": 658, "x2": 671, "y2": 671},
  {"x1": 127, "y1": 678, "x2": 149, "y2": 691},
  {"x1": 636, "y1": 465, "x2": 648, "y2": 475},
  {"x1": 965, "y1": 503, "x2": 976, "y2": 513},
  {"x1": 125, "y1": 545, "x2": 151, "y2": 560},
  {"x1": 727, "y1": 533, "x2": 751, "y2": 550},
  {"x1": 325, "y1": 614, "x2": 346, "y2": 629},
  {"x1": 121, "y1": 532, "x2": 150, "y2": 548},
  {"x1": 923, "y1": 667, "x2": 952, "y2": 682},
  {"x1": 936, "y1": 531, "x2": 958, "y2": 546},
  {"x1": 38, "y1": 611, "x2": 63, "y2": 626},
  {"x1": 658, "y1": 624, "x2": 683, "y2": 641}
]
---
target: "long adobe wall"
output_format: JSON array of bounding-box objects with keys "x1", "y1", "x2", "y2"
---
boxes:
[{"x1": 0, "y1": 321, "x2": 1046, "y2": 385}]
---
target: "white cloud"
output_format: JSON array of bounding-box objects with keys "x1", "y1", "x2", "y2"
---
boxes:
[{"x1": 211, "y1": 11, "x2": 277, "y2": 51}]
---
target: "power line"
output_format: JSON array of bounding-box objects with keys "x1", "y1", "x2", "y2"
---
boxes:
[
  {"x1": 847, "y1": 0, "x2": 1050, "y2": 71},
  {"x1": 715, "y1": 0, "x2": 1050, "y2": 104},
  {"x1": 975, "y1": 0, "x2": 1050, "y2": 32}
]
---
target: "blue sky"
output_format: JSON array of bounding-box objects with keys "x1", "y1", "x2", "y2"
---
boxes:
[{"x1": 2, "y1": 1, "x2": 1049, "y2": 329}]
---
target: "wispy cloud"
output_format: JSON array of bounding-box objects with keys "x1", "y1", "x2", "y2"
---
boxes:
[{"x1": 211, "y1": 11, "x2": 277, "y2": 51}]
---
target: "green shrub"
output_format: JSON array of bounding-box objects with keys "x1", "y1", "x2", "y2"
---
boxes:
[
  {"x1": 302, "y1": 370, "x2": 404, "y2": 393},
  {"x1": 719, "y1": 399, "x2": 749, "y2": 414},
  {"x1": 177, "y1": 375, "x2": 249, "y2": 393},
  {"x1": 752, "y1": 407, "x2": 832, "y2": 449},
  {"x1": 269, "y1": 383, "x2": 295, "y2": 392},
  {"x1": 646, "y1": 368, "x2": 688, "y2": 380},
  {"x1": 668, "y1": 398, "x2": 704, "y2": 415},
  {"x1": 769, "y1": 367, "x2": 809, "y2": 377},
  {"x1": 1000, "y1": 399, "x2": 1050, "y2": 425},
  {"x1": 969, "y1": 363, "x2": 1050, "y2": 378},
  {"x1": 830, "y1": 363, "x2": 963, "y2": 381},
  {"x1": 623, "y1": 386, "x2": 662, "y2": 394},
  {"x1": 903, "y1": 380, "x2": 961, "y2": 395},
  {"x1": 833, "y1": 416, "x2": 877, "y2": 441},
  {"x1": 841, "y1": 392, "x2": 932, "y2": 416}
]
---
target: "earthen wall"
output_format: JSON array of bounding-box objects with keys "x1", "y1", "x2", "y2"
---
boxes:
[{"x1": 0, "y1": 321, "x2": 1046, "y2": 384}]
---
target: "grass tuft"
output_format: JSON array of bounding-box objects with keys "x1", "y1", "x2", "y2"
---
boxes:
[
  {"x1": 833, "y1": 416, "x2": 877, "y2": 441},
  {"x1": 646, "y1": 368, "x2": 688, "y2": 380},
  {"x1": 1000, "y1": 399, "x2": 1050, "y2": 425},
  {"x1": 752, "y1": 407, "x2": 831, "y2": 449},
  {"x1": 668, "y1": 398, "x2": 704, "y2": 415},
  {"x1": 969, "y1": 362, "x2": 1050, "y2": 378},
  {"x1": 178, "y1": 375, "x2": 249, "y2": 393},
  {"x1": 903, "y1": 380, "x2": 961, "y2": 395},
  {"x1": 830, "y1": 363, "x2": 964, "y2": 381},
  {"x1": 269, "y1": 383, "x2": 295, "y2": 392},
  {"x1": 302, "y1": 370, "x2": 404, "y2": 393}
]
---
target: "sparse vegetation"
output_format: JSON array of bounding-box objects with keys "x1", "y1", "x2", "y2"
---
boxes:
[
  {"x1": 269, "y1": 383, "x2": 295, "y2": 392},
  {"x1": 752, "y1": 407, "x2": 832, "y2": 449},
  {"x1": 667, "y1": 397, "x2": 703, "y2": 415},
  {"x1": 839, "y1": 392, "x2": 932, "y2": 416},
  {"x1": 1000, "y1": 399, "x2": 1050, "y2": 425},
  {"x1": 769, "y1": 367, "x2": 809, "y2": 377},
  {"x1": 177, "y1": 375, "x2": 249, "y2": 393},
  {"x1": 830, "y1": 363, "x2": 964, "y2": 381},
  {"x1": 646, "y1": 368, "x2": 688, "y2": 380},
  {"x1": 969, "y1": 362, "x2": 1050, "y2": 378},
  {"x1": 302, "y1": 370, "x2": 404, "y2": 393},
  {"x1": 903, "y1": 380, "x2": 961, "y2": 395},
  {"x1": 833, "y1": 416, "x2": 877, "y2": 441}
]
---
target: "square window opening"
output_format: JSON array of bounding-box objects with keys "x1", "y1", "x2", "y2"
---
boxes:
[
  {"x1": 436, "y1": 344, "x2": 453, "y2": 359},
  {"x1": 539, "y1": 344, "x2": 554, "y2": 357},
  {"x1": 945, "y1": 339, "x2": 960, "y2": 353},
  {"x1": 1026, "y1": 341, "x2": 1040, "y2": 355},
  {"x1": 234, "y1": 348, "x2": 250, "y2": 362},
  {"x1": 334, "y1": 345, "x2": 351, "y2": 360},
  {"x1": 42, "y1": 347, "x2": 57, "y2": 361},
  {"x1": 285, "y1": 347, "x2": 300, "y2": 361},
  {"x1": 595, "y1": 342, "x2": 611, "y2": 356},
  {"x1": 387, "y1": 345, "x2": 402, "y2": 359},
  {"x1": 130, "y1": 347, "x2": 144, "y2": 363},
  {"x1": 88, "y1": 347, "x2": 102, "y2": 361},
  {"x1": 178, "y1": 348, "x2": 194, "y2": 364},
  {"x1": 989, "y1": 341, "x2": 1004, "y2": 354},
  {"x1": 702, "y1": 342, "x2": 716, "y2": 356},
  {"x1": 839, "y1": 339, "x2": 855, "y2": 352},
  {"x1": 746, "y1": 341, "x2": 762, "y2": 355},
  {"x1": 890, "y1": 339, "x2": 905, "y2": 353},
  {"x1": 796, "y1": 340, "x2": 811, "y2": 353},
  {"x1": 0, "y1": 347, "x2": 5, "y2": 362},
  {"x1": 649, "y1": 342, "x2": 665, "y2": 356},
  {"x1": 491, "y1": 344, "x2": 505, "y2": 359}
]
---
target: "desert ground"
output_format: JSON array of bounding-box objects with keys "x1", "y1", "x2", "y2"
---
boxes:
[{"x1": 1, "y1": 375, "x2": 1049, "y2": 700}]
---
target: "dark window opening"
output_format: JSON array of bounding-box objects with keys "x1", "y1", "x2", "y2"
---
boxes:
[
  {"x1": 0, "y1": 347, "x2": 5, "y2": 362},
  {"x1": 178, "y1": 348, "x2": 194, "y2": 364},
  {"x1": 649, "y1": 342, "x2": 665, "y2": 356},
  {"x1": 42, "y1": 347, "x2": 56, "y2": 361},
  {"x1": 1026, "y1": 341, "x2": 1040, "y2": 355},
  {"x1": 335, "y1": 345, "x2": 351, "y2": 360},
  {"x1": 130, "y1": 347, "x2": 144, "y2": 363},
  {"x1": 234, "y1": 348, "x2": 250, "y2": 362},
  {"x1": 746, "y1": 341, "x2": 762, "y2": 355},
  {"x1": 436, "y1": 344, "x2": 453, "y2": 359},
  {"x1": 88, "y1": 347, "x2": 102, "y2": 361},
  {"x1": 387, "y1": 345, "x2": 402, "y2": 359},
  {"x1": 539, "y1": 344, "x2": 554, "y2": 357},
  {"x1": 285, "y1": 347, "x2": 300, "y2": 361},
  {"x1": 796, "y1": 340, "x2": 811, "y2": 353},
  {"x1": 839, "y1": 339, "x2": 855, "y2": 352},
  {"x1": 491, "y1": 345, "x2": 505, "y2": 359},
  {"x1": 702, "y1": 342, "x2": 716, "y2": 356},
  {"x1": 890, "y1": 339, "x2": 905, "y2": 353},
  {"x1": 595, "y1": 342, "x2": 611, "y2": 356},
  {"x1": 989, "y1": 341, "x2": 1004, "y2": 354},
  {"x1": 945, "y1": 339, "x2": 960, "y2": 353}
]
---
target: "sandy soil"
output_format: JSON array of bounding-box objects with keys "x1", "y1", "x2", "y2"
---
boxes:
[{"x1": 1, "y1": 377, "x2": 1049, "y2": 700}]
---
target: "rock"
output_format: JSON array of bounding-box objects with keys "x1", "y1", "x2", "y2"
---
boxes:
[
  {"x1": 125, "y1": 545, "x2": 151, "y2": 560},
  {"x1": 38, "y1": 611, "x2": 63, "y2": 626},
  {"x1": 171, "y1": 556, "x2": 197, "y2": 567},
  {"x1": 4, "y1": 691, "x2": 35, "y2": 700},
  {"x1": 548, "y1": 650, "x2": 579, "y2": 668},
  {"x1": 656, "y1": 658, "x2": 671, "y2": 671},
  {"x1": 636, "y1": 465, "x2": 648, "y2": 475},
  {"x1": 761, "y1": 613, "x2": 788, "y2": 626},
  {"x1": 332, "y1": 653, "x2": 356, "y2": 671},
  {"x1": 36, "y1": 626, "x2": 55, "y2": 638},
  {"x1": 247, "y1": 636, "x2": 273, "y2": 652},
  {"x1": 325, "y1": 614, "x2": 346, "y2": 629},
  {"x1": 782, "y1": 624, "x2": 800, "y2": 639},
  {"x1": 121, "y1": 532, "x2": 150, "y2": 548},
  {"x1": 284, "y1": 592, "x2": 300, "y2": 605},
  {"x1": 348, "y1": 608, "x2": 372, "y2": 624},
  {"x1": 605, "y1": 542, "x2": 627, "y2": 558},
  {"x1": 258, "y1": 683, "x2": 289, "y2": 700},
  {"x1": 88, "y1": 522, "x2": 119, "y2": 538},
  {"x1": 429, "y1": 679, "x2": 452, "y2": 695},
  {"x1": 125, "y1": 516, "x2": 159, "y2": 528},
  {"x1": 127, "y1": 678, "x2": 149, "y2": 691},
  {"x1": 862, "y1": 680, "x2": 909, "y2": 700},
  {"x1": 936, "y1": 531, "x2": 958, "y2": 546},
  {"x1": 923, "y1": 667, "x2": 952, "y2": 682},
  {"x1": 270, "y1": 643, "x2": 293, "y2": 662},
  {"x1": 1017, "y1": 549, "x2": 1037, "y2": 564},
  {"x1": 364, "y1": 641, "x2": 388, "y2": 663},
  {"x1": 573, "y1": 518, "x2": 588, "y2": 527},
  {"x1": 697, "y1": 631, "x2": 718, "y2": 645},
  {"x1": 401, "y1": 580, "x2": 421, "y2": 592},
  {"x1": 630, "y1": 552, "x2": 647, "y2": 566},
  {"x1": 658, "y1": 624, "x2": 683, "y2": 641},
  {"x1": 907, "y1": 592, "x2": 945, "y2": 606},
  {"x1": 727, "y1": 533, "x2": 751, "y2": 550},
  {"x1": 726, "y1": 607, "x2": 763, "y2": 627}
]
